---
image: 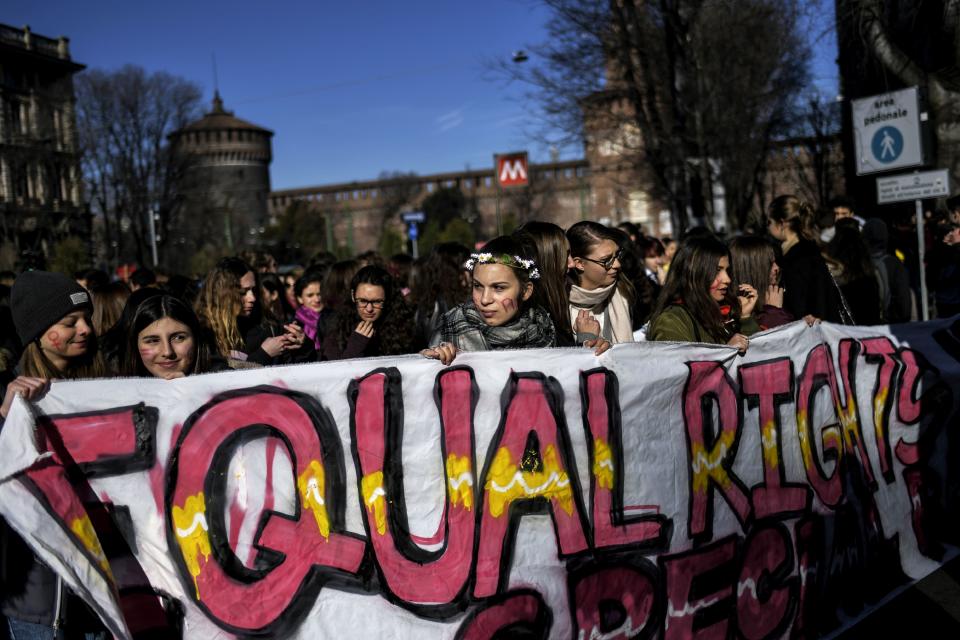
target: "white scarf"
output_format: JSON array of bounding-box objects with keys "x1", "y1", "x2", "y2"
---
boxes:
[{"x1": 568, "y1": 281, "x2": 634, "y2": 344}]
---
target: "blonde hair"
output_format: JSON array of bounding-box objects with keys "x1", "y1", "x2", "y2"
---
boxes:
[
  {"x1": 195, "y1": 258, "x2": 248, "y2": 356},
  {"x1": 91, "y1": 282, "x2": 130, "y2": 335},
  {"x1": 19, "y1": 340, "x2": 107, "y2": 379},
  {"x1": 767, "y1": 194, "x2": 819, "y2": 242}
]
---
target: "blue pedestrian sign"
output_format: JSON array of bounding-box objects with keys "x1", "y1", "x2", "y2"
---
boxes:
[
  {"x1": 852, "y1": 87, "x2": 924, "y2": 175},
  {"x1": 407, "y1": 222, "x2": 418, "y2": 240},
  {"x1": 871, "y1": 126, "x2": 903, "y2": 164}
]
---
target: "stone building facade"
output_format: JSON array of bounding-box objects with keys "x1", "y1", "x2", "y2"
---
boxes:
[
  {"x1": 268, "y1": 159, "x2": 595, "y2": 254},
  {"x1": 168, "y1": 92, "x2": 273, "y2": 252},
  {"x1": 0, "y1": 23, "x2": 85, "y2": 267}
]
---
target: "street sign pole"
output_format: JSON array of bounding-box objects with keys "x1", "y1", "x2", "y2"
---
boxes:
[
  {"x1": 875, "y1": 168, "x2": 947, "y2": 322},
  {"x1": 495, "y1": 185, "x2": 502, "y2": 237},
  {"x1": 148, "y1": 206, "x2": 159, "y2": 267},
  {"x1": 916, "y1": 198, "x2": 929, "y2": 321},
  {"x1": 410, "y1": 222, "x2": 419, "y2": 260}
]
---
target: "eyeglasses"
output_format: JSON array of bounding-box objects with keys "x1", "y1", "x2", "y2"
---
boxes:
[
  {"x1": 579, "y1": 248, "x2": 624, "y2": 270},
  {"x1": 355, "y1": 298, "x2": 385, "y2": 309}
]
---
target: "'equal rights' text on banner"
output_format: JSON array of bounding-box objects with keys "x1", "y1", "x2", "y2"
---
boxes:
[{"x1": 1, "y1": 318, "x2": 958, "y2": 639}]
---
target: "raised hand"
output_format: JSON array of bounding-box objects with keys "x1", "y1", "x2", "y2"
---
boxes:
[
  {"x1": 355, "y1": 321, "x2": 375, "y2": 338},
  {"x1": 737, "y1": 284, "x2": 759, "y2": 318},
  {"x1": 1, "y1": 376, "x2": 50, "y2": 418},
  {"x1": 420, "y1": 342, "x2": 458, "y2": 365},
  {"x1": 766, "y1": 284, "x2": 784, "y2": 309}
]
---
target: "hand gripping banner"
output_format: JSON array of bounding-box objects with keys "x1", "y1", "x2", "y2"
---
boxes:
[{"x1": 1, "y1": 318, "x2": 958, "y2": 639}]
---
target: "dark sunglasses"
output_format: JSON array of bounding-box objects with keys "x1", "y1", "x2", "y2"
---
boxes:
[{"x1": 579, "y1": 248, "x2": 624, "y2": 270}]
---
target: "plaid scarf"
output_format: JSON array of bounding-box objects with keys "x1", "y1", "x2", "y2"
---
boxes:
[{"x1": 434, "y1": 302, "x2": 556, "y2": 352}]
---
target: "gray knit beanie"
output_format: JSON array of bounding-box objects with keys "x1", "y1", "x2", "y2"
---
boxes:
[{"x1": 11, "y1": 270, "x2": 93, "y2": 346}]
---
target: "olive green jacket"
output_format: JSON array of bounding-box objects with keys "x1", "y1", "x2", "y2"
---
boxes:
[{"x1": 647, "y1": 304, "x2": 760, "y2": 344}]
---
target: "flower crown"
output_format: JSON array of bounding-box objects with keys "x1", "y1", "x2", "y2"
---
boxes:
[{"x1": 464, "y1": 252, "x2": 541, "y2": 280}]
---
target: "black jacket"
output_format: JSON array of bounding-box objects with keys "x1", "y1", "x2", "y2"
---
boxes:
[{"x1": 780, "y1": 239, "x2": 842, "y2": 323}]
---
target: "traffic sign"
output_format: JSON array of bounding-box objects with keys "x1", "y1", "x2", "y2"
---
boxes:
[
  {"x1": 852, "y1": 87, "x2": 924, "y2": 175},
  {"x1": 495, "y1": 152, "x2": 529, "y2": 187},
  {"x1": 407, "y1": 222, "x2": 419, "y2": 240},
  {"x1": 876, "y1": 169, "x2": 949, "y2": 205},
  {"x1": 401, "y1": 211, "x2": 425, "y2": 223}
]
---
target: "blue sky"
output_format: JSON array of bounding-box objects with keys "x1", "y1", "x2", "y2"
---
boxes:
[{"x1": 4, "y1": 1, "x2": 838, "y2": 191}]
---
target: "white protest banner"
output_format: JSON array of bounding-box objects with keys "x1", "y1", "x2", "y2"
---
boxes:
[{"x1": 1, "y1": 318, "x2": 959, "y2": 639}]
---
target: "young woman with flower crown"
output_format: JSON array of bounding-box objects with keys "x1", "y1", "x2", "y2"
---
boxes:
[{"x1": 422, "y1": 236, "x2": 611, "y2": 365}]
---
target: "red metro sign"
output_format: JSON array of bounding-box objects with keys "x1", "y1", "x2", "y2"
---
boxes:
[{"x1": 495, "y1": 152, "x2": 529, "y2": 187}]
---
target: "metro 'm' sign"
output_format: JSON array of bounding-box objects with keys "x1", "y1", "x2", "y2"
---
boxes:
[{"x1": 495, "y1": 152, "x2": 529, "y2": 187}]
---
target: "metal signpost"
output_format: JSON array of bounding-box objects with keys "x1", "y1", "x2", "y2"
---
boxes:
[
  {"x1": 493, "y1": 151, "x2": 529, "y2": 236},
  {"x1": 875, "y1": 169, "x2": 949, "y2": 321},
  {"x1": 853, "y1": 86, "x2": 942, "y2": 321},
  {"x1": 402, "y1": 211, "x2": 425, "y2": 259}
]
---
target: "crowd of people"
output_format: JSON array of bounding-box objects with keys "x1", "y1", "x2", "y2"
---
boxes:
[{"x1": 0, "y1": 191, "x2": 959, "y2": 637}]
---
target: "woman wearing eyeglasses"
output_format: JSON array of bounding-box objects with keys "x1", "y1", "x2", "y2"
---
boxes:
[
  {"x1": 566, "y1": 221, "x2": 635, "y2": 344},
  {"x1": 321, "y1": 265, "x2": 417, "y2": 360}
]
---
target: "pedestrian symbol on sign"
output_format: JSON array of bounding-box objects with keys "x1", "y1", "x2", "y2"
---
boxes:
[{"x1": 871, "y1": 126, "x2": 903, "y2": 164}]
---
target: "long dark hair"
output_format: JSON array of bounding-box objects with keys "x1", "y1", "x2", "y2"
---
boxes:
[
  {"x1": 330, "y1": 265, "x2": 416, "y2": 355},
  {"x1": 650, "y1": 235, "x2": 739, "y2": 342},
  {"x1": 728, "y1": 235, "x2": 777, "y2": 309},
  {"x1": 410, "y1": 242, "x2": 470, "y2": 317},
  {"x1": 122, "y1": 294, "x2": 211, "y2": 377},
  {"x1": 322, "y1": 259, "x2": 360, "y2": 315},
  {"x1": 260, "y1": 273, "x2": 295, "y2": 322},
  {"x1": 515, "y1": 222, "x2": 573, "y2": 343},
  {"x1": 825, "y1": 222, "x2": 875, "y2": 284}
]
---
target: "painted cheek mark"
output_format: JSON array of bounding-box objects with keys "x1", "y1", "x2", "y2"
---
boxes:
[
  {"x1": 502, "y1": 299, "x2": 516, "y2": 312},
  {"x1": 47, "y1": 331, "x2": 62, "y2": 349}
]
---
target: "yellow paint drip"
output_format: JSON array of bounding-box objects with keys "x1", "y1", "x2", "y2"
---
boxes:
[
  {"x1": 361, "y1": 470, "x2": 387, "y2": 535},
  {"x1": 690, "y1": 428, "x2": 736, "y2": 493},
  {"x1": 761, "y1": 420, "x2": 779, "y2": 469},
  {"x1": 837, "y1": 393, "x2": 858, "y2": 433},
  {"x1": 873, "y1": 386, "x2": 890, "y2": 445},
  {"x1": 592, "y1": 438, "x2": 614, "y2": 490},
  {"x1": 69, "y1": 514, "x2": 112, "y2": 579},
  {"x1": 445, "y1": 453, "x2": 473, "y2": 510},
  {"x1": 486, "y1": 444, "x2": 573, "y2": 518},
  {"x1": 297, "y1": 460, "x2": 330, "y2": 539},
  {"x1": 172, "y1": 493, "x2": 210, "y2": 599},
  {"x1": 797, "y1": 409, "x2": 814, "y2": 470}
]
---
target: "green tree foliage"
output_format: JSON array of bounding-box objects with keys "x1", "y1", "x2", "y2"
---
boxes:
[
  {"x1": 263, "y1": 201, "x2": 330, "y2": 265},
  {"x1": 421, "y1": 187, "x2": 467, "y2": 229},
  {"x1": 438, "y1": 218, "x2": 476, "y2": 247},
  {"x1": 49, "y1": 237, "x2": 90, "y2": 276},
  {"x1": 378, "y1": 227, "x2": 405, "y2": 257},
  {"x1": 415, "y1": 187, "x2": 476, "y2": 252}
]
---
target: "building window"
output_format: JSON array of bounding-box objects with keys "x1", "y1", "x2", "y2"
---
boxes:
[
  {"x1": 49, "y1": 163, "x2": 63, "y2": 201},
  {"x1": 4, "y1": 99, "x2": 22, "y2": 136}
]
